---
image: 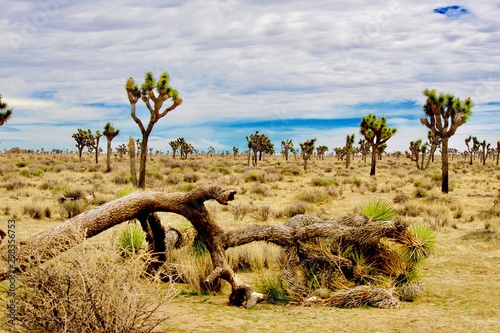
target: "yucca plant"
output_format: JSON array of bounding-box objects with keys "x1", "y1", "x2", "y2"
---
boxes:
[
  {"x1": 361, "y1": 200, "x2": 395, "y2": 221},
  {"x1": 399, "y1": 224, "x2": 436, "y2": 265},
  {"x1": 117, "y1": 224, "x2": 147, "y2": 257}
]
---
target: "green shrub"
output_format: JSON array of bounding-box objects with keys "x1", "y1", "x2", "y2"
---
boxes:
[
  {"x1": 257, "y1": 272, "x2": 290, "y2": 304},
  {"x1": 15, "y1": 161, "x2": 29, "y2": 168},
  {"x1": 60, "y1": 200, "x2": 88, "y2": 218},
  {"x1": 178, "y1": 183, "x2": 197, "y2": 192},
  {"x1": 117, "y1": 224, "x2": 147, "y2": 257},
  {"x1": 211, "y1": 166, "x2": 231, "y2": 175},
  {"x1": 245, "y1": 172, "x2": 258, "y2": 182},
  {"x1": 311, "y1": 177, "x2": 337, "y2": 187},
  {"x1": 116, "y1": 187, "x2": 139, "y2": 198}
]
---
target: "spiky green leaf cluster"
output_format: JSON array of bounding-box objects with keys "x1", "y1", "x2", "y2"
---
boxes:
[
  {"x1": 361, "y1": 200, "x2": 395, "y2": 221},
  {"x1": 117, "y1": 224, "x2": 147, "y2": 257},
  {"x1": 400, "y1": 224, "x2": 436, "y2": 265}
]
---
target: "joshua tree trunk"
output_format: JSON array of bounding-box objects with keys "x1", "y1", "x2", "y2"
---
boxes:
[
  {"x1": 106, "y1": 139, "x2": 112, "y2": 172},
  {"x1": 441, "y1": 138, "x2": 449, "y2": 193},
  {"x1": 129, "y1": 137, "x2": 138, "y2": 187},
  {"x1": 370, "y1": 145, "x2": 377, "y2": 176}
]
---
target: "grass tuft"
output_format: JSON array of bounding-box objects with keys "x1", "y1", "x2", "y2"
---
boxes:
[{"x1": 362, "y1": 200, "x2": 395, "y2": 221}]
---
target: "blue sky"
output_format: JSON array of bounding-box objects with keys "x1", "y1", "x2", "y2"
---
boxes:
[{"x1": 1, "y1": 1, "x2": 499, "y2": 153}]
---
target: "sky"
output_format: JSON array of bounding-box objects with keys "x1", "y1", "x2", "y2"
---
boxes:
[{"x1": 1, "y1": 0, "x2": 499, "y2": 154}]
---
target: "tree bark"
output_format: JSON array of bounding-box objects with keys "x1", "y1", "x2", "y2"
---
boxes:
[{"x1": 441, "y1": 137, "x2": 449, "y2": 193}]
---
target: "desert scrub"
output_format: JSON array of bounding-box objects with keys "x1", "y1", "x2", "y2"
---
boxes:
[
  {"x1": 9, "y1": 240, "x2": 175, "y2": 333},
  {"x1": 230, "y1": 202, "x2": 254, "y2": 221},
  {"x1": 295, "y1": 188, "x2": 332, "y2": 204},
  {"x1": 211, "y1": 166, "x2": 231, "y2": 175},
  {"x1": 251, "y1": 205, "x2": 272, "y2": 222},
  {"x1": 311, "y1": 176, "x2": 338, "y2": 187},
  {"x1": 275, "y1": 201, "x2": 313, "y2": 218},
  {"x1": 249, "y1": 183, "x2": 270, "y2": 196}
]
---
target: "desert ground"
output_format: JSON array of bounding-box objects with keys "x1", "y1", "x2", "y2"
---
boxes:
[{"x1": 0, "y1": 151, "x2": 499, "y2": 332}]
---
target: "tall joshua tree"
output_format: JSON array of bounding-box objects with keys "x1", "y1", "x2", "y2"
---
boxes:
[
  {"x1": 125, "y1": 71, "x2": 182, "y2": 189},
  {"x1": 360, "y1": 114, "x2": 397, "y2": 176},
  {"x1": 464, "y1": 135, "x2": 479, "y2": 165},
  {"x1": 345, "y1": 134, "x2": 355, "y2": 168},
  {"x1": 0, "y1": 94, "x2": 13, "y2": 126},
  {"x1": 420, "y1": 89, "x2": 473, "y2": 193},
  {"x1": 300, "y1": 138, "x2": 316, "y2": 171},
  {"x1": 86, "y1": 130, "x2": 102, "y2": 164},
  {"x1": 103, "y1": 122, "x2": 120, "y2": 172}
]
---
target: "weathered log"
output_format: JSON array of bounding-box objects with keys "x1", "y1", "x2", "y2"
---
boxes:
[{"x1": 0, "y1": 186, "x2": 265, "y2": 308}]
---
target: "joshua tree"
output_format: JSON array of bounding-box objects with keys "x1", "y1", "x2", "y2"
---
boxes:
[
  {"x1": 207, "y1": 146, "x2": 216, "y2": 157},
  {"x1": 232, "y1": 146, "x2": 239, "y2": 159},
  {"x1": 479, "y1": 140, "x2": 490, "y2": 166},
  {"x1": 103, "y1": 123, "x2": 120, "y2": 172},
  {"x1": 424, "y1": 130, "x2": 441, "y2": 169},
  {"x1": 169, "y1": 140, "x2": 180, "y2": 159},
  {"x1": 496, "y1": 141, "x2": 500, "y2": 166},
  {"x1": 179, "y1": 139, "x2": 194, "y2": 159},
  {"x1": 86, "y1": 130, "x2": 102, "y2": 164},
  {"x1": 281, "y1": 139, "x2": 294, "y2": 161},
  {"x1": 420, "y1": 89, "x2": 473, "y2": 193},
  {"x1": 116, "y1": 144, "x2": 127, "y2": 159},
  {"x1": 408, "y1": 139, "x2": 423, "y2": 170},
  {"x1": 299, "y1": 138, "x2": 316, "y2": 171},
  {"x1": 0, "y1": 94, "x2": 13, "y2": 126},
  {"x1": 360, "y1": 114, "x2": 397, "y2": 176},
  {"x1": 316, "y1": 145, "x2": 329, "y2": 160},
  {"x1": 464, "y1": 135, "x2": 480, "y2": 165},
  {"x1": 246, "y1": 131, "x2": 273, "y2": 166},
  {"x1": 358, "y1": 139, "x2": 370, "y2": 163},
  {"x1": 72, "y1": 128, "x2": 93, "y2": 162},
  {"x1": 125, "y1": 71, "x2": 182, "y2": 189},
  {"x1": 345, "y1": 134, "x2": 355, "y2": 168}
]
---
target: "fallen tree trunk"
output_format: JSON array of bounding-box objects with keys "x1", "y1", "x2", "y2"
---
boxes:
[
  {"x1": 0, "y1": 186, "x2": 263, "y2": 308},
  {"x1": 1, "y1": 186, "x2": 424, "y2": 309}
]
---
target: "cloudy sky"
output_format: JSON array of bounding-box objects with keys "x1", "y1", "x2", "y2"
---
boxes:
[{"x1": 1, "y1": 0, "x2": 499, "y2": 154}]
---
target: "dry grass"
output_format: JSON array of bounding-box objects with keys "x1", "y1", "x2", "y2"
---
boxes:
[{"x1": 1, "y1": 152, "x2": 500, "y2": 332}]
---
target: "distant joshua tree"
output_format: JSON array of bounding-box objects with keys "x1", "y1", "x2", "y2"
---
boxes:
[
  {"x1": 246, "y1": 131, "x2": 274, "y2": 166},
  {"x1": 358, "y1": 139, "x2": 370, "y2": 163},
  {"x1": 207, "y1": 146, "x2": 215, "y2": 157},
  {"x1": 169, "y1": 140, "x2": 180, "y2": 159},
  {"x1": 232, "y1": 146, "x2": 239, "y2": 159},
  {"x1": 0, "y1": 94, "x2": 13, "y2": 126},
  {"x1": 72, "y1": 128, "x2": 93, "y2": 162},
  {"x1": 299, "y1": 138, "x2": 316, "y2": 171},
  {"x1": 464, "y1": 135, "x2": 479, "y2": 165},
  {"x1": 345, "y1": 134, "x2": 355, "y2": 168},
  {"x1": 420, "y1": 89, "x2": 473, "y2": 193},
  {"x1": 103, "y1": 122, "x2": 120, "y2": 172},
  {"x1": 281, "y1": 139, "x2": 294, "y2": 161},
  {"x1": 86, "y1": 130, "x2": 102, "y2": 165},
  {"x1": 116, "y1": 144, "x2": 127, "y2": 159},
  {"x1": 316, "y1": 145, "x2": 328, "y2": 160},
  {"x1": 125, "y1": 71, "x2": 182, "y2": 189},
  {"x1": 360, "y1": 114, "x2": 397, "y2": 176},
  {"x1": 408, "y1": 139, "x2": 424, "y2": 170},
  {"x1": 424, "y1": 130, "x2": 441, "y2": 169}
]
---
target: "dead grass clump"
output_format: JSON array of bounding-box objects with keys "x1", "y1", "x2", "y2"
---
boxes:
[
  {"x1": 4, "y1": 177, "x2": 28, "y2": 191},
  {"x1": 393, "y1": 193, "x2": 409, "y2": 204},
  {"x1": 230, "y1": 202, "x2": 255, "y2": 220},
  {"x1": 251, "y1": 205, "x2": 272, "y2": 221},
  {"x1": 275, "y1": 201, "x2": 311, "y2": 218},
  {"x1": 112, "y1": 173, "x2": 131, "y2": 185},
  {"x1": 296, "y1": 188, "x2": 331, "y2": 204},
  {"x1": 398, "y1": 203, "x2": 421, "y2": 217},
  {"x1": 183, "y1": 172, "x2": 200, "y2": 183},
  {"x1": 22, "y1": 204, "x2": 52, "y2": 219},
  {"x1": 8, "y1": 240, "x2": 175, "y2": 333},
  {"x1": 249, "y1": 183, "x2": 270, "y2": 197}
]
